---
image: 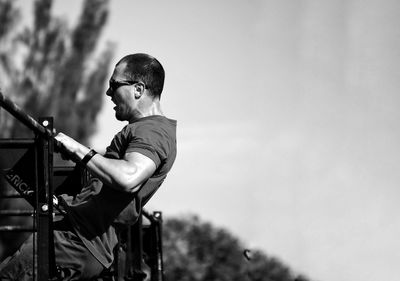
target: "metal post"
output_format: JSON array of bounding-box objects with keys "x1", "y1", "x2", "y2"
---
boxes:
[
  {"x1": 125, "y1": 214, "x2": 147, "y2": 281},
  {"x1": 153, "y1": 211, "x2": 164, "y2": 281},
  {"x1": 36, "y1": 117, "x2": 57, "y2": 280}
]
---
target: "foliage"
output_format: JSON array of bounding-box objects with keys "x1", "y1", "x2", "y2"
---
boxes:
[
  {"x1": 0, "y1": 0, "x2": 113, "y2": 261},
  {"x1": 162, "y1": 215, "x2": 312, "y2": 281},
  {"x1": 0, "y1": 0, "x2": 114, "y2": 144}
]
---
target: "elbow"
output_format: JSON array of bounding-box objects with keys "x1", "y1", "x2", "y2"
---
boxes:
[
  {"x1": 109, "y1": 161, "x2": 154, "y2": 193},
  {"x1": 113, "y1": 173, "x2": 142, "y2": 194},
  {"x1": 117, "y1": 182, "x2": 141, "y2": 194},
  {"x1": 112, "y1": 179, "x2": 137, "y2": 194}
]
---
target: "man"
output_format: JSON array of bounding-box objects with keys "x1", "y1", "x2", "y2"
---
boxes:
[{"x1": 0, "y1": 53, "x2": 177, "y2": 280}]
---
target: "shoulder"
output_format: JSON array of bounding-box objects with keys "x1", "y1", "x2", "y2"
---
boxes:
[
  {"x1": 127, "y1": 116, "x2": 176, "y2": 137},
  {"x1": 125, "y1": 116, "x2": 177, "y2": 163}
]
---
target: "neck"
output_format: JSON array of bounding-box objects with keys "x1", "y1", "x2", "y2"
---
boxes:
[{"x1": 128, "y1": 99, "x2": 163, "y2": 123}]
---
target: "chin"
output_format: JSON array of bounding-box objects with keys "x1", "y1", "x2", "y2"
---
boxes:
[
  {"x1": 115, "y1": 112, "x2": 123, "y2": 121},
  {"x1": 115, "y1": 113, "x2": 128, "y2": 122}
]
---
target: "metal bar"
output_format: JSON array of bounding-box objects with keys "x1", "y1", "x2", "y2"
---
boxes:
[
  {"x1": 142, "y1": 209, "x2": 160, "y2": 223},
  {"x1": 0, "y1": 139, "x2": 35, "y2": 148},
  {"x1": 0, "y1": 92, "x2": 52, "y2": 139},
  {"x1": 46, "y1": 117, "x2": 57, "y2": 279},
  {"x1": 0, "y1": 210, "x2": 34, "y2": 216},
  {"x1": 36, "y1": 124, "x2": 49, "y2": 281},
  {"x1": 33, "y1": 137, "x2": 38, "y2": 281},
  {"x1": 0, "y1": 92, "x2": 63, "y2": 152},
  {"x1": 0, "y1": 194, "x2": 24, "y2": 198},
  {"x1": 153, "y1": 212, "x2": 164, "y2": 281},
  {"x1": 53, "y1": 166, "x2": 75, "y2": 173},
  {"x1": 126, "y1": 214, "x2": 146, "y2": 281},
  {"x1": 0, "y1": 225, "x2": 36, "y2": 232},
  {"x1": 36, "y1": 117, "x2": 57, "y2": 280}
]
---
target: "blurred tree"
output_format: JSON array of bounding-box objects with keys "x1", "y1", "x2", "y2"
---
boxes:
[
  {"x1": 0, "y1": 0, "x2": 114, "y2": 261},
  {"x1": 0, "y1": 0, "x2": 114, "y2": 145},
  {"x1": 162, "y1": 215, "x2": 312, "y2": 281}
]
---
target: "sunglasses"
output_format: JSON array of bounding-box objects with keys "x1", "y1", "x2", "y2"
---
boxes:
[{"x1": 108, "y1": 80, "x2": 148, "y2": 92}]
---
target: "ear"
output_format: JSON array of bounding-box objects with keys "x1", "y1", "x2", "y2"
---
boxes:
[{"x1": 133, "y1": 82, "x2": 145, "y2": 99}]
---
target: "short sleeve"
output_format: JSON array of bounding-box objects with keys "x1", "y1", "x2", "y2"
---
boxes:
[{"x1": 125, "y1": 123, "x2": 166, "y2": 168}]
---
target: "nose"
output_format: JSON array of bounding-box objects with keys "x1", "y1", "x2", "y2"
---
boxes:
[{"x1": 106, "y1": 88, "x2": 113, "y2": 96}]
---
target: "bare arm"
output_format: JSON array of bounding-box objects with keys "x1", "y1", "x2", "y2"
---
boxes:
[{"x1": 55, "y1": 132, "x2": 156, "y2": 193}]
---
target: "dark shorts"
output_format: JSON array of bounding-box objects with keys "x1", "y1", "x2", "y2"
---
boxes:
[{"x1": 0, "y1": 230, "x2": 104, "y2": 281}]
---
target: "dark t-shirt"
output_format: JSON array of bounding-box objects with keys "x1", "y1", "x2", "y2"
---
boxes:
[{"x1": 65, "y1": 115, "x2": 177, "y2": 267}]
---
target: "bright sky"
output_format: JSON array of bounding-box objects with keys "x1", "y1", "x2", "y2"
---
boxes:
[{"x1": 17, "y1": 1, "x2": 400, "y2": 280}]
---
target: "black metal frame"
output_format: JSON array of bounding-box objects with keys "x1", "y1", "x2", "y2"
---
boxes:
[
  {"x1": 113, "y1": 210, "x2": 165, "y2": 281},
  {"x1": 0, "y1": 142, "x2": 165, "y2": 281},
  {"x1": 0, "y1": 139, "x2": 36, "y2": 233},
  {"x1": 0, "y1": 118, "x2": 57, "y2": 280},
  {"x1": 142, "y1": 210, "x2": 164, "y2": 281}
]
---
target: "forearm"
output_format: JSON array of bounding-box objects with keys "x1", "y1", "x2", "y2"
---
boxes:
[
  {"x1": 68, "y1": 144, "x2": 140, "y2": 192},
  {"x1": 56, "y1": 133, "x2": 145, "y2": 192}
]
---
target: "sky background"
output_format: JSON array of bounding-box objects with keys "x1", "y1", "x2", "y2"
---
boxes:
[{"x1": 16, "y1": 1, "x2": 400, "y2": 281}]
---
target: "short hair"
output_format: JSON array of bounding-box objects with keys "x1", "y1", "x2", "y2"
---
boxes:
[{"x1": 117, "y1": 53, "x2": 165, "y2": 99}]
